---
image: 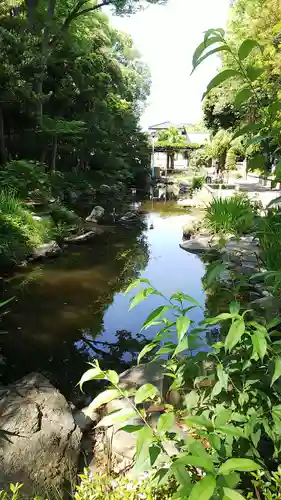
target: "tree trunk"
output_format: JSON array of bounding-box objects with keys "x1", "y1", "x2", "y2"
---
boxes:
[
  {"x1": 51, "y1": 135, "x2": 57, "y2": 172},
  {"x1": 170, "y1": 152, "x2": 175, "y2": 169},
  {"x1": 0, "y1": 107, "x2": 7, "y2": 165},
  {"x1": 166, "y1": 152, "x2": 169, "y2": 170}
]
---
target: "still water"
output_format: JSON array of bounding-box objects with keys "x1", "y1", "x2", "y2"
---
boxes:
[{"x1": 0, "y1": 202, "x2": 205, "y2": 399}]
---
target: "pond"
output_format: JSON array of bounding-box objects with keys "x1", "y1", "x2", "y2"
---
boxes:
[{"x1": 0, "y1": 201, "x2": 205, "y2": 400}]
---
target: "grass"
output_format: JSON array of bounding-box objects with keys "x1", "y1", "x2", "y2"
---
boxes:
[
  {"x1": 0, "y1": 191, "x2": 53, "y2": 266},
  {"x1": 204, "y1": 194, "x2": 254, "y2": 236},
  {"x1": 256, "y1": 211, "x2": 281, "y2": 271}
]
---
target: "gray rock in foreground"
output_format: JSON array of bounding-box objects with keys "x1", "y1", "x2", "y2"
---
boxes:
[{"x1": 0, "y1": 373, "x2": 81, "y2": 497}]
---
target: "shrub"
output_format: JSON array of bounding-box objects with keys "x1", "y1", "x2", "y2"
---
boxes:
[
  {"x1": 0, "y1": 191, "x2": 53, "y2": 265},
  {"x1": 204, "y1": 194, "x2": 254, "y2": 236},
  {"x1": 191, "y1": 176, "x2": 205, "y2": 192},
  {"x1": 0, "y1": 160, "x2": 51, "y2": 201},
  {"x1": 257, "y1": 211, "x2": 281, "y2": 271}
]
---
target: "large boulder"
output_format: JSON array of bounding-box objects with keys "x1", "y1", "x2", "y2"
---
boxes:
[
  {"x1": 85, "y1": 205, "x2": 105, "y2": 223},
  {"x1": 0, "y1": 373, "x2": 81, "y2": 497}
]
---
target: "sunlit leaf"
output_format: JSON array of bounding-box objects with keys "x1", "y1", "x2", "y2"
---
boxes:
[
  {"x1": 229, "y1": 301, "x2": 240, "y2": 315},
  {"x1": 184, "y1": 415, "x2": 213, "y2": 430},
  {"x1": 246, "y1": 66, "x2": 264, "y2": 81},
  {"x1": 89, "y1": 389, "x2": 120, "y2": 410},
  {"x1": 223, "y1": 487, "x2": 246, "y2": 500},
  {"x1": 234, "y1": 88, "x2": 252, "y2": 107},
  {"x1": 218, "y1": 458, "x2": 260, "y2": 475},
  {"x1": 172, "y1": 335, "x2": 189, "y2": 357},
  {"x1": 135, "y1": 383, "x2": 158, "y2": 404},
  {"x1": 79, "y1": 367, "x2": 103, "y2": 391},
  {"x1": 96, "y1": 408, "x2": 137, "y2": 428},
  {"x1": 251, "y1": 330, "x2": 267, "y2": 361},
  {"x1": 172, "y1": 462, "x2": 192, "y2": 489},
  {"x1": 129, "y1": 287, "x2": 155, "y2": 310},
  {"x1": 225, "y1": 318, "x2": 245, "y2": 352},
  {"x1": 238, "y1": 39, "x2": 260, "y2": 61},
  {"x1": 189, "y1": 475, "x2": 216, "y2": 500},
  {"x1": 157, "y1": 411, "x2": 175, "y2": 434},
  {"x1": 105, "y1": 370, "x2": 119, "y2": 385},
  {"x1": 137, "y1": 342, "x2": 159, "y2": 364},
  {"x1": 136, "y1": 425, "x2": 154, "y2": 458},
  {"x1": 140, "y1": 305, "x2": 169, "y2": 331},
  {"x1": 218, "y1": 426, "x2": 246, "y2": 439},
  {"x1": 203, "y1": 69, "x2": 239, "y2": 99},
  {"x1": 176, "y1": 315, "x2": 191, "y2": 341},
  {"x1": 124, "y1": 278, "x2": 151, "y2": 295},
  {"x1": 175, "y1": 455, "x2": 214, "y2": 473},
  {"x1": 184, "y1": 390, "x2": 199, "y2": 410},
  {"x1": 149, "y1": 444, "x2": 161, "y2": 466}
]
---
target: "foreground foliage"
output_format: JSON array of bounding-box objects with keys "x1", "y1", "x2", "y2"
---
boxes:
[
  {"x1": 80, "y1": 275, "x2": 281, "y2": 499},
  {"x1": 204, "y1": 194, "x2": 254, "y2": 236}
]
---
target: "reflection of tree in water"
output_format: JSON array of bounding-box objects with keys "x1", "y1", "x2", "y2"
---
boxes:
[{"x1": 1, "y1": 222, "x2": 150, "y2": 399}]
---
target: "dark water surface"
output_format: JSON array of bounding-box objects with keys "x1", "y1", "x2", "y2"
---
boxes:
[{"x1": 0, "y1": 201, "x2": 205, "y2": 399}]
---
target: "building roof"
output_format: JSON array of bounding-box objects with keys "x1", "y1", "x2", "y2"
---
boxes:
[
  {"x1": 187, "y1": 132, "x2": 209, "y2": 145},
  {"x1": 149, "y1": 121, "x2": 193, "y2": 130}
]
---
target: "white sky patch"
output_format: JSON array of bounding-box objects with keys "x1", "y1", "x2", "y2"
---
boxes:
[{"x1": 110, "y1": 0, "x2": 229, "y2": 128}]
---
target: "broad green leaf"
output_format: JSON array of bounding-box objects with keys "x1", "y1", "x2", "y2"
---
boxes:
[
  {"x1": 105, "y1": 370, "x2": 119, "y2": 385},
  {"x1": 217, "y1": 364, "x2": 228, "y2": 391},
  {"x1": 135, "y1": 383, "x2": 158, "y2": 404},
  {"x1": 232, "y1": 123, "x2": 262, "y2": 140},
  {"x1": 272, "y1": 357, "x2": 281, "y2": 386},
  {"x1": 223, "y1": 473, "x2": 241, "y2": 489},
  {"x1": 218, "y1": 426, "x2": 246, "y2": 439},
  {"x1": 211, "y1": 380, "x2": 223, "y2": 398},
  {"x1": 225, "y1": 318, "x2": 245, "y2": 352},
  {"x1": 189, "y1": 475, "x2": 216, "y2": 500},
  {"x1": 172, "y1": 293, "x2": 201, "y2": 307},
  {"x1": 140, "y1": 305, "x2": 169, "y2": 331},
  {"x1": 124, "y1": 278, "x2": 150, "y2": 295},
  {"x1": 204, "y1": 312, "x2": 233, "y2": 325},
  {"x1": 192, "y1": 36, "x2": 222, "y2": 68},
  {"x1": 129, "y1": 288, "x2": 155, "y2": 310},
  {"x1": 223, "y1": 487, "x2": 246, "y2": 500},
  {"x1": 175, "y1": 455, "x2": 214, "y2": 473},
  {"x1": 251, "y1": 330, "x2": 267, "y2": 361},
  {"x1": 218, "y1": 458, "x2": 260, "y2": 475},
  {"x1": 96, "y1": 408, "x2": 137, "y2": 428},
  {"x1": 184, "y1": 390, "x2": 199, "y2": 410},
  {"x1": 204, "y1": 28, "x2": 225, "y2": 42},
  {"x1": 172, "y1": 335, "x2": 189, "y2": 357},
  {"x1": 79, "y1": 367, "x2": 103, "y2": 391},
  {"x1": 172, "y1": 462, "x2": 192, "y2": 488},
  {"x1": 184, "y1": 415, "x2": 213, "y2": 430},
  {"x1": 136, "y1": 425, "x2": 154, "y2": 458},
  {"x1": 246, "y1": 66, "x2": 264, "y2": 81},
  {"x1": 267, "y1": 196, "x2": 281, "y2": 208},
  {"x1": 268, "y1": 317, "x2": 281, "y2": 329},
  {"x1": 238, "y1": 39, "x2": 260, "y2": 61},
  {"x1": 157, "y1": 411, "x2": 175, "y2": 434},
  {"x1": 238, "y1": 392, "x2": 249, "y2": 406},
  {"x1": 193, "y1": 46, "x2": 229, "y2": 72},
  {"x1": 272, "y1": 405, "x2": 281, "y2": 420},
  {"x1": 176, "y1": 315, "x2": 191, "y2": 341},
  {"x1": 137, "y1": 342, "x2": 158, "y2": 364},
  {"x1": 203, "y1": 69, "x2": 239, "y2": 98},
  {"x1": 205, "y1": 261, "x2": 227, "y2": 287},
  {"x1": 89, "y1": 389, "x2": 120, "y2": 410},
  {"x1": 149, "y1": 444, "x2": 161, "y2": 466},
  {"x1": 215, "y1": 408, "x2": 232, "y2": 427},
  {"x1": 121, "y1": 424, "x2": 144, "y2": 433},
  {"x1": 234, "y1": 88, "x2": 252, "y2": 107},
  {"x1": 246, "y1": 135, "x2": 272, "y2": 146}
]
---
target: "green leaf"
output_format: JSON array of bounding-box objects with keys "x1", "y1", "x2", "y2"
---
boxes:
[
  {"x1": 203, "y1": 70, "x2": 239, "y2": 98},
  {"x1": 79, "y1": 367, "x2": 103, "y2": 391},
  {"x1": 193, "y1": 46, "x2": 229, "y2": 72},
  {"x1": 232, "y1": 123, "x2": 262, "y2": 140},
  {"x1": 238, "y1": 393, "x2": 249, "y2": 406},
  {"x1": 172, "y1": 462, "x2": 192, "y2": 488},
  {"x1": 141, "y1": 305, "x2": 169, "y2": 331},
  {"x1": 238, "y1": 39, "x2": 260, "y2": 61},
  {"x1": 192, "y1": 36, "x2": 222, "y2": 68},
  {"x1": 88, "y1": 389, "x2": 120, "y2": 410},
  {"x1": 205, "y1": 261, "x2": 227, "y2": 287},
  {"x1": 149, "y1": 444, "x2": 161, "y2": 466},
  {"x1": 175, "y1": 455, "x2": 214, "y2": 473},
  {"x1": 271, "y1": 358, "x2": 281, "y2": 386},
  {"x1": 129, "y1": 288, "x2": 155, "y2": 310},
  {"x1": 217, "y1": 364, "x2": 229, "y2": 391},
  {"x1": 124, "y1": 278, "x2": 150, "y2": 295},
  {"x1": 272, "y1": 405, "x2": 281, "y2": 420},
  {"x1": 172, "y1": 335, "x2": 189, "y2": 357},
  {"x1": 251, "y1": 330, "x2": 267, "y2": 361},
  {"x1": 246, "y1": 66, "x2": 264, "y2": 81},
  {"x1": 184, "y1": 390, "x2": 199, "y2": 410},
  {"x1": 137, "y1": 342, "x2": 158, "y2": 364},
  {"x1": 215, "y1": 408, "x2": 232, "y2": 427},
  {"x1": 223, "y1": 487, "x2": 246, "y2": 500},
  {"x1": 105, "y1": 370, "x2": 119, "y2": 385},
  {"x1": 218, "y1": 426, "x2": 246, "y2": 439},
  {"x1": 204, "y1": 28, "x2": 225, "y2": 42},
  {"x1": 225, "y1": 318, "x2": 245, "y2": 352},
  {"x1": 234, "y1": 88, "x2": 252, "y2": 107},
  {"x1": 176, "y1": 315, "x2": 191, "y2": 341},
  {"x1": 189, "y1": 475, "x2": 216, "y2": 500},
  {"x1": 218, "y1": 458, "x2": 260, "y2": 475},
  {"x1": 136, "y1": 425, "x2": 154, "y2": 458},
  {"x1": 96, "y1": 408, "x2": 137, "y2": 428},
  {"x1": 121, "y1": 424, "x2": 144, "y2": 433},
  {"x1": 267, "y1": 196, "x2": 281, "y2": 208},
  {"x1": 229, "y1": 301, "x2": 240, "y2": 315},
  {"x1": 184, "y1": 415, "x2": 213, "y2": 430},
  {"x1": 211, "y1": 380, "x2": 223, "y2": 398},
  {"x1": 157, "y1": 412, "x2": 175, "y2": 434},
  {"x1": 135, "y1": 383, "x2": 158, "y2": 404}
]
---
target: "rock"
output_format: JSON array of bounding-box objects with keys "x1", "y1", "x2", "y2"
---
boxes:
[
  {"x1": 118, "y1": 211, "x2": 139, "y2": 224},
  {"x1": 0, "y1": 373, "x2": 81, "y2": 497},
  {"x1": 73, "y1": 405, "x2": 99, "y2": 432},
  {"x1": 86, "y1": 205, "x2": 105, "y2": 223},
  {"x1": 65, "y1": 231, "x2": 96, "y2": 243},
  {"x1": 223, "y1": 236, "x2": 260, "y2": 259},
  {"x1": 180, "y1": 235, "x2": 213, "y2": 253},
  {"x1": 119, "y1": 361, "x2": 166, "y2": 395},
  {"x1": 31, "y1": 241, "x2": 61, "y2": 260},
  {"x1": 238, "y1": 265, "x2": 258, "y2": 277}
]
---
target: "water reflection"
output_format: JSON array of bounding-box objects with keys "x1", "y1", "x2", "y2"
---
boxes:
[{"x1": 1, "y1": 203, "x2": 205, "y2": 399}]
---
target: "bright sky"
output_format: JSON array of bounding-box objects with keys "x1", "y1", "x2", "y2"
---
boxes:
[{"x1": 111, "y1": 0, "x2": 230, "y2": 129}]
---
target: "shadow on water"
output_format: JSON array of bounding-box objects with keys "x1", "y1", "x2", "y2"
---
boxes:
[{"x1": 0, "y1": 201, "x2": 206, "y2": 401}]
